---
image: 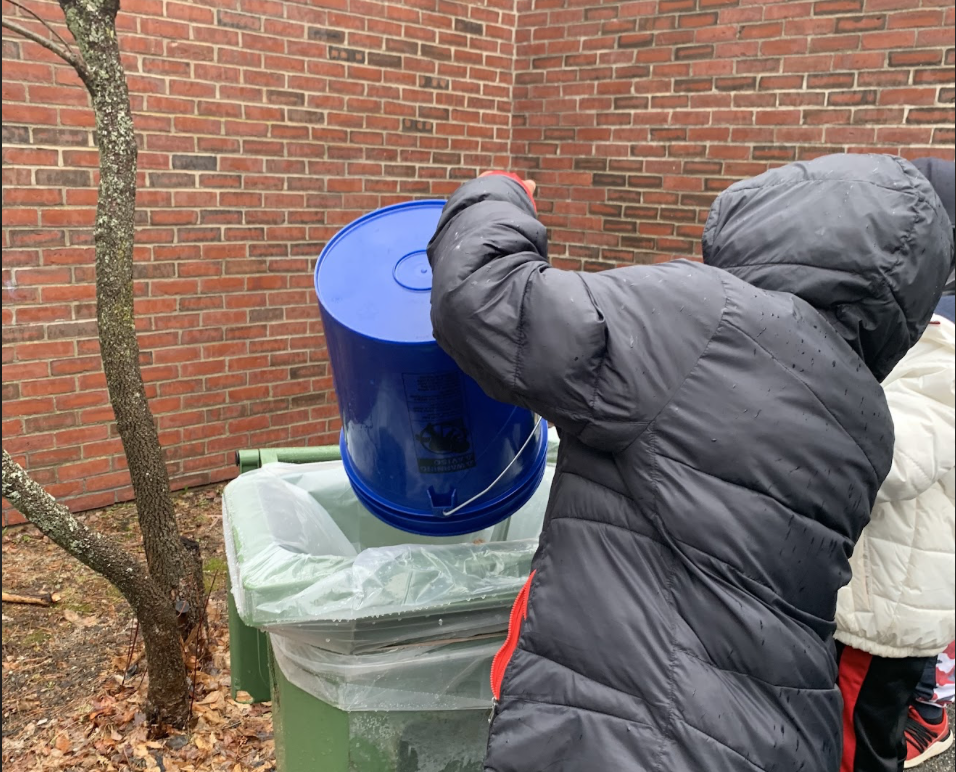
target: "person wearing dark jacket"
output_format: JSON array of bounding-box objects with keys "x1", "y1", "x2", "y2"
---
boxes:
[{"x1": 427, "y1": 154, "x2": 953, "y2": 772}]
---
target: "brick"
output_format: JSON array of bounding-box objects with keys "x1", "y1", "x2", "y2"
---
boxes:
[
  {"x1": 1, "y1": 125, "x2": 30, "y2": 144},
  {"x1": 35, "y1": 169, "x2": 91, "y2": 187},
  {"x1": 675, "y1": 45, "x2": 715, "y2": 60},
  {"x1": 888, "y1": 49, "x2": 944, "y2": 67},
  {"x1": 827, "y1": 89, "x2": 877, "y2": 106},
  {"x1": 813, "y1": 0, "x2": 863, "y2": 14},
  {"x1": 328, "y1": 46, "x2": 366, "y2": 64},
  {"x1": 836, "y1": 15, "x2": 887, "y2": 33},
  {"x1": 172, "y1": 155, "x2": 218, "y2": 171},
  {"x1": 306, "y1": 26, "x2": 345, "y2": 44},
  {"x1": 454, "y1": 18, "x2": 483, "y2": 36},
  {"x1": 716, "y1": 76, "x2": 757, "y2": 91},
  {"x1": 32, "y1": 128, "x2": 91, "y2": 146},
  {"x1": 618, "y1": 33, "x2": 654, "y2": 48},
  {"x1": 266, "y1": 89, "x2": 306, "y2": 106},
  {"x1": 907, "y1": 107, "x2": 955, "y2": 124},
  {"x1": 368, "y1": 52, "x2": 403, "y2": 69},
  {"x1": 149, "y1": 172, "x2": 196, "y2": 188}
]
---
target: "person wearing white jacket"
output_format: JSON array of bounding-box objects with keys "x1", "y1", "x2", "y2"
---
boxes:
[
  {"x1": 835, "y1": 155, "x2": 956, "y2": 772},
  {"x1": 835, "y1": 307, "x2": 955, "y2": 771},
  {"x1": 836, "y1": 312, "x2": 956, "y2": 659}
]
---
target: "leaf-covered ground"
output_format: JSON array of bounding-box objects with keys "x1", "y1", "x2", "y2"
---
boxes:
[{"x1": 1, "y1": 485, "x2": 276, "y2": 771}]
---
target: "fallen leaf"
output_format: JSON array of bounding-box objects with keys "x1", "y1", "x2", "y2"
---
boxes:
[
  {"x1": 54, "y1": 733, "x2": 71, "y2": 753},
  {"x1": 194, "y1": 734, "x2": 212, "y2": 752}
]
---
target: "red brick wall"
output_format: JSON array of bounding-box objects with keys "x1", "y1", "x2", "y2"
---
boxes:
[
  {"x1": 512, "y1": 0, "x2": 955, "y2": 271},
  {"x1": 2, "y1": 0, "x2": 954, "y2": 525},
  {"x1": 1, "y1": 0, "x2": 516, "y2": 523}
]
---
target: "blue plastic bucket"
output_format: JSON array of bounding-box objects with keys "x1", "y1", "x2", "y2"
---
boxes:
[{"x1": 314, "y1": 200, "x2": 548, "y2": 536}]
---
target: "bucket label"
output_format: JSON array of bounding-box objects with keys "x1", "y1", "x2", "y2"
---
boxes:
[{"x1": 403, "y1": 372, "x2": 476, "y2": 474}]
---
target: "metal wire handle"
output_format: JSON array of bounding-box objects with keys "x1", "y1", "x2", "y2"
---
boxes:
[{"x1": 442, "y1": 416, "x2": 543, "y2": 517}]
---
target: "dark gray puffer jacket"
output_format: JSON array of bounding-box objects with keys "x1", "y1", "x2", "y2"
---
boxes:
[{"x1": 427, "y1": 155, "x2": 953, "y2": 772}]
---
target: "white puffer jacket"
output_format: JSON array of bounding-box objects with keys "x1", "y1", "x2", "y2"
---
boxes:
[{"x1": 836, "y1": 315, "x2": 956, "y2": 658}]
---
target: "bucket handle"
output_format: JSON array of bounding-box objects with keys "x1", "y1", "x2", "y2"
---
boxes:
[{"x1": 442, "y1": 416, "x2": 544, "y2": 517}]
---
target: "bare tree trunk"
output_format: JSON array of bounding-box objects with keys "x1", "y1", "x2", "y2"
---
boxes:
[
  {"x1": 2, "y1": 451, "x2": 190, "y2": 729},
  {"x1": 57, "y1": 0, "x2": 204, "y2": 633},
  {"x1": 1, "y1": 0, "x2": 208, "y2": 730}
]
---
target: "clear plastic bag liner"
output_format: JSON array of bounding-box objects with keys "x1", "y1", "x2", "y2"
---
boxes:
[
  {"x1": 223, "y1": 436, "x2": 557, "y2": 652},
  {"x1": 270, "y1": 632, "x2": 502, "y2": 712}
]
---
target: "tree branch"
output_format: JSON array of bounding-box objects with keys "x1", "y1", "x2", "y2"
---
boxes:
[
  {"x1": 2, "y1": 449, "x2": 145, "y2": 607},
  {"x1": 2, "y1": 448, "x2": 192, "y2": 729},
  {"x1": 3, "y1": 0, "x2": 77, "y2": 59},
  {"x1": 1, "y1": 17, "x2": 89, "y2": 84}
]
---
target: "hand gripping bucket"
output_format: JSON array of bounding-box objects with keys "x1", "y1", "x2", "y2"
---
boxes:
[{"x1": 314, "y1": 200, "x2": 548, "y2": 537}]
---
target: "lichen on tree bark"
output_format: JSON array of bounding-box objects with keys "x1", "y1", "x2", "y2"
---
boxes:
[{"x1": 55, "y1": 0, "x2": 205, "y2": 633}]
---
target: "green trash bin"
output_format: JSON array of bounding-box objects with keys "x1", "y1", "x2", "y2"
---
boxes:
[{"x1": 222, "y1": 439, "x2": 558, "y2": 769}]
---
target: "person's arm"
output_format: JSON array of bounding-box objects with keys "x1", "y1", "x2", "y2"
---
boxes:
[
  {"x1": 876, "y1": 322, "x2": 955, "y2": 504},
  {"x1": 427, "y1": 173, "x2": 613, "y2": 443}
]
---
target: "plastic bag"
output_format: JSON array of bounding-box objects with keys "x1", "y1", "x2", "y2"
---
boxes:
[
  {"x1": 223, "y1": 436, "x2": 557, "y2": 653},
  {"x1": 270, "y1": 632, "x2": 501, "y2": 712}
]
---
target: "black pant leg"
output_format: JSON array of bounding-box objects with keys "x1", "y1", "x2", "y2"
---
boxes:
[
  {"x1": 837, "y1": 644, "x2": 928, "y2": 772},
  {"x1": 912, "y1": 654, "x2": 942, "y2": 706}
]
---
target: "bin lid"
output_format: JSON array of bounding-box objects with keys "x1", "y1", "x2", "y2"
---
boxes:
[{"x1": 314, "y1": 200, "x2": 446, "y2": 344}]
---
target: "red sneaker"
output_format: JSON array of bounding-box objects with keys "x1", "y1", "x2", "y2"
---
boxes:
[{"x1": 904, "y1": 705, "x2": 953, "y2": 768}]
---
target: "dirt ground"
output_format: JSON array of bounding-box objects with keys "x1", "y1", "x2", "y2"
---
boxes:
[{"x1": 1, "y1": 484, "x2": 276, "y2": 772}]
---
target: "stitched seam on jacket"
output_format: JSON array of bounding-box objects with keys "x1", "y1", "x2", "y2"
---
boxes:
[
  {"x1": 553, "y1": 474, "x2": 792, "y2": 602},
  {"x1": 513, "y1": 644, "x2": 657, "y2": 711},
  {"x1": 674, "y1": 645, "x2": 835, "y2": 692},
  {"x1": 511, "y1": 269, "x2": 533, "y2": 394},
  {"x1": 679, "y1": 721, "x2": 771, "y2": 772},
  {"x1": 623, "y1": 270, "x2": 730, "y2": 449},
  {"x1": 496, "y1": 695, "x2": 655, "y2": 731},
  {"x1": 653, "y1": 452, "x2": 838, "y2": 538},
  {"x1": 552, "y1": 499, "x2": 837, "y2": 639},
  {"x1": 649, "y1": 429, "x2": 681, "y2": 772},
  {"x1": 577, "y1": 271, "x2": 608, "y2": 418},
  {"x1": 895, "y1": 445, "x2": 935, "y2": 493},
  {"x1": 717, "y1": 260, "x2": 880, "y2": 275},
  {"x1": 722, "y1": 316, "x2": 883, "y2": 482},
  {"x1": 888, "y1": 492, "x2": 925, "y2": 632},
  {"x1": 727, "y1": 176, "x2": 921, "y2": 195}
]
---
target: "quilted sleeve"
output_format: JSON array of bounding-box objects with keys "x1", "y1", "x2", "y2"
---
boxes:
[{"x1": 427, "y1": 174, "x2": 620, "y2": 447}]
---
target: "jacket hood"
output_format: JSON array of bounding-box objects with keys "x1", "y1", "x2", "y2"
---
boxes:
[
  {"x1": 702, "y1": 154, "x2": 954, "y2": 382},
  {"x1": 909, "y1": 157, "x2": 956, "y2": 295}
]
